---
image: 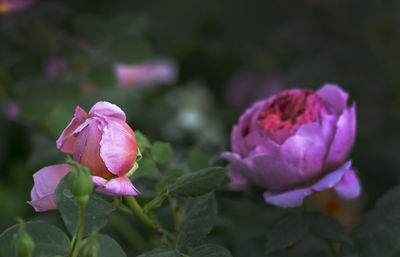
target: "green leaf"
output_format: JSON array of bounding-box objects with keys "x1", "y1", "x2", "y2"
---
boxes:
[
  {"x1": 266, "y1": 211, "x2": 310, "y2": 253},
  {"x1": 135, "y1": 130, "x2": 151, "y2": 151},
  {"x1": 136, "y1": 158, "x2": 158, "y2": 175},
  {"x1": 144, "y1": 188, "x2": 169, "y2": 213},
  {"x1": 346, "y1": 185, "x2": 400, "y2": 257},
  {"x1": 347, "y1": 211, "x2": 400, "y2": 257},
  {"x1": 307, "y1": 212, "x2": 351, "y2": 243},
  {"x1": 177, "y1": 193, "x2": 218, "y2": 250},
  {"x1": 165, "y1": 168, "x2": 185, "y2": 181},
  {"x1": 46, "y1": 103, "x2": 74, "y2": 137},
  {"x1": 97, "y1": 234, "x2": 127, "y2": 257},
  {"x1": 187, "y1": 149, "x2": 209, "y2": 171},
  {"x1": 156, "y1": 180, "x2": 167, "y2": 192},
  {"x1": 376, "y1": 185, "x2": 400, "y2": 219},
  {"x1": 151, "y1": 142, "x2": 174, "y2": 164},
  {"x1": 0, "y1": 222, "x2": 70, "y2": 257},
  {"x1": 191, "y1": 244, "x2": 233, "y2": 257},
  {"x1": 170, "y1": 167, "x2": 227, "y2": 197},
  {"x1": 137, "y1": 246, "x2": 180, "y2": 257},
  {"x1": 54, "y1": 173, "x2": 115, "y2": 237}
]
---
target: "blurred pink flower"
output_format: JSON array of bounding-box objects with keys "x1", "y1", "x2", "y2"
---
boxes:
[
  {"x1": 222, "y1": 84, "x2": 360, "y2": 207},
  {"x1": 0, "y1": 0, "x2": 36, "y2": 14},
  {"x1": 114, "y1": 58, "x2": 178, "y2": 88},
  {"x1": 3, "y1": 100, "x2": 20, "y2": 120},
  {"x1": 44, "y1": 55, "x2": 67, "y2": 81},
  {"x1": 224, "y1": 71, "x2": 285, "y2": 114}
]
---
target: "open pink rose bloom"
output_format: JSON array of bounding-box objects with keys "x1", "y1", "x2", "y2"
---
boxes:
[
  {"x1": 28, "y1": 101, "x2": 140, "y2": 212},
  {"x1": 222, "y1": 84, "x2": 361, "y2": 207}
]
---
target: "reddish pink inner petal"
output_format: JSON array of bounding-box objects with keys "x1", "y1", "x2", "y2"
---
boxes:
[
  {"x1": 257, "y1": 89, "x2": 326, "y2": 133},
  {"x1": 75, "y1": 122, "x2": 114, "y2": 179}
]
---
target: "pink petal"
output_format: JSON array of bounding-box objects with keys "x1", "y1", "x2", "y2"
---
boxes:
[
  {"x1": 92, "y1": 176, "x2": 107, "y2": 187},
  {"x1": 231, "y1": 99, "x2": 267, "y2": 156},
  {"x1": 227, "y1": 170, "x2": 251, "y2": 190},
  {"x1": 74, "y1": 121, "x2": 111, "y2": 178},
  {"x1": 28, "y1": 195, "x2": 57, "y2": 212},
  {"x1": 263, "y1": 160, "x2": 352, "y2": 207},
  {"x1": 56, "y1": 106, "x2": 87, "y2": 153},
  {"x1": 317, "y1": 84, "x2": 349, "y2": 114},
  {"x1": 89, "y1": 101, "x2": 126, "y2": 121},
  {"x1": 95, "y1": 176, "x2": 140, "y2": 196},
  {"x1": 334, "y1": 169, "x2": 361, "y2": 199},
  {"x1": 221, "y1": 152, "x2": 253, "y2": 190},
  {"x1": 325, "y1": 105, "x2": 356, "y2": 169},
  {"x1": 32, "y1": 164, "x2": 74, "y2": 198},
  {"x1": 100, "y1": 119, "x2": 138, "y2": 176},
  {"x1": 28, "y1": 164, "x2": 74, "y2": 212}
]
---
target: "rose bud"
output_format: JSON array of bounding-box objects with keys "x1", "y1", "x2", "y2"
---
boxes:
[
  {"x1": 79, "y1": 231, "x2": 99, "y2": 257},
  {"x1": 28, "y1": 164, "x2": 74, "y2": 212},
  {"x1": 221, "y1": 84, "x2": 361, "y2": 208},
  {"x1": 12, "y1": 219, "x2": 35, "y2": 257},
  {"x1": 67, "y1": 163, "x2": 94, "y2": 206},
  {"x1": 56, "y1": 101, "x2": 140, "y2": 197}
]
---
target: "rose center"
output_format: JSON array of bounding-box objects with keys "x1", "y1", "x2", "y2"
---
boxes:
[{"x1": 257, "y1": 89, "x2": 324, "y2": 132}]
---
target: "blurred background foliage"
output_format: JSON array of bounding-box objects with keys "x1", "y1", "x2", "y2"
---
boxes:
[{"x1": 1, "y1": 0, "x2": 400, "y2": 256}]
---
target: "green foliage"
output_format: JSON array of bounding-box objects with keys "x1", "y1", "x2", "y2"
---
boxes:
[
  {"x1": 190, "y1": 244, "x2": 233, "y2": 257},
  {"x1": 79, "y1": 231, "x2": 99, "y2": 257},
  {"x1": 12, "y1": 219, "x2": 35, "y2": 257},
  {"x1": 110, "y1": 35, "x2": 153, "y2": 63},
  {"x1": 177, "y1": 193, "x2": 218, "y2": 250},
  {"x1": 53, "y1": 173, "x2": 115, "y2": 237},
  {"x1": 169, "y1": 167, "x2": 227, "y2": 197},
  {"x1": 89, "y1": 64, "x2": 116, "y2": 89},
  {"x1": 344, "y1": 185, "x2": 400, "y2": 257},
  {"x1": 151, "y1": 142, "x2": 174, "y2": 164},
  {"x1": 136, "y1": 246, "x2": 180, "y2": 257},
  {"x1": 187, "y1": 149, "x2": 209, "y2": 171},
  {"x1": 307, "y1": 212, "x2": 351, "y2": 244},
  {"x1": 0, "y1": 222, "x2": 70, "y2": 257},
  {"x1": 97, "y1": 234, "x2": 127, "y2": 257},
  {"x1": 73, "y1": 14, "x2": 108, "y2": 45},
  {"x1": 164, "y1": 168, "x2": 185, "y2": 181},
  {"x1": 135, "y1": 130, "x2": 151, "y2": 151},
  {"x1": 136, "y1": 157, "x2": 158, "y2": 175},
  {"x1": 144, "y1": 188, "x2": 169, "y2": 213},
  {"x1": 45, "y1": 103, "x2": 74, "y2": 136},
  {"x1": 266, "y1": 211, "x2": 310, "y2": 254}
]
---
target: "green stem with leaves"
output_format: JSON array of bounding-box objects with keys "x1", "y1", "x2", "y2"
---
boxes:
[
  {"x1": 143, "y1": 149, "x2": 182, "y2": 232},
  {"x1": 123, "y1": 196, "x2": 175, "y2": 242},
  {"x1": 70, "y1": 205, "x2": 85, "y2": 257}
]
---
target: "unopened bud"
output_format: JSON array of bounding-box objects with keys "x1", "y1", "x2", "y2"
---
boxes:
[
  {"x1": 13, "y1": 219, "x2": 35, "y2": 257},
  {"x1": 79, "y1": 231, "x2": 99, "y2": 257},
  {"x1": 67, "y1": 161, "x2": 94, "y2": 206}
]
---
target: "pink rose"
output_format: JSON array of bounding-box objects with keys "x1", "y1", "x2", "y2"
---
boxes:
[
  {"x1": 28, "y1": 101, "x2": 140, "y2": 212},
  {"x1": 222, "y1": 84, "x2": 361, "y2": 207}
]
